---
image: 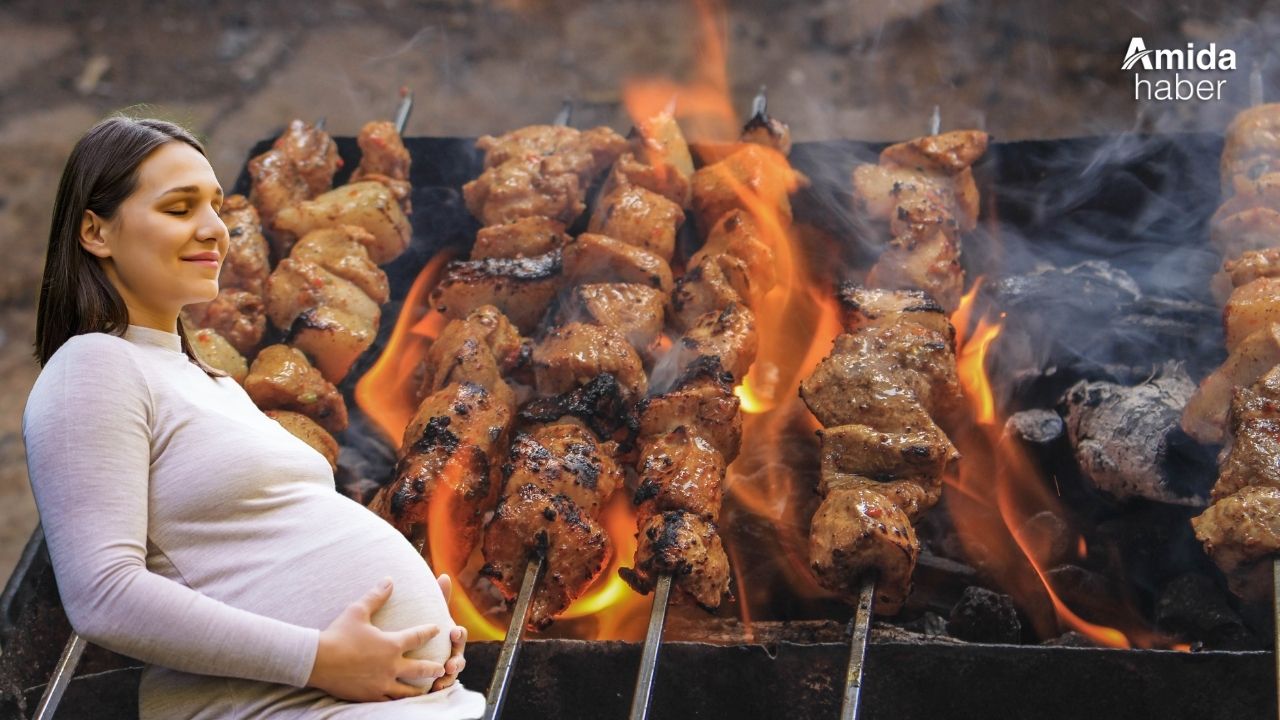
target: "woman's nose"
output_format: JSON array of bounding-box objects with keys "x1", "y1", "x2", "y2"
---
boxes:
[{"x1": 197, "y1": 207, "x2": 229, "y2": 244}]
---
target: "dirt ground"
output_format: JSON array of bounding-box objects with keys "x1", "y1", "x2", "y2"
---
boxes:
[{"x1": 0, "y1": 0, "x2": 1273, "y2": 590}]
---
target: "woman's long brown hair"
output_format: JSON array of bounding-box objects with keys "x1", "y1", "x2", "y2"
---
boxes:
[{"x1": 35, "y1": 115, "x2": 224, "y2": 376}]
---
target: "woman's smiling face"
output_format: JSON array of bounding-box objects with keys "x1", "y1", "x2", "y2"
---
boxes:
[{"x1": 81, "y1": 141, "x2": 229, "y2": 330}]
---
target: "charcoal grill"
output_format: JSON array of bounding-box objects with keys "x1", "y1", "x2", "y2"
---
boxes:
[{"x1": 2, "y1": 130, "x2": 1275, "y2": 719}]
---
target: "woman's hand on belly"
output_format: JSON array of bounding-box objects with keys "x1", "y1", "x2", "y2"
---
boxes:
[
  {"x1": 307, "y1": 578, "x2": 447, "y2": 702},
  {"x1": 431, "y1": 574, "x2": 467, "y2": 693}
]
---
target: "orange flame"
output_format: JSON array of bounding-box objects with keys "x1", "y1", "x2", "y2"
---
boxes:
[{"x1": 947, "y1": 282, "x2": 1175, "y2": 648}]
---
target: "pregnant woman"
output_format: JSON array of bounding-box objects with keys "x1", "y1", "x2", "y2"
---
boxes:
[{"x1": 21, "y1": 116, "x2": 484, "y2": 719}]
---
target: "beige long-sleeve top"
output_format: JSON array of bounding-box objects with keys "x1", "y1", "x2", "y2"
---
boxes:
[{"x1": 22, "y1": 325, "x2": 482, "y2": 719}]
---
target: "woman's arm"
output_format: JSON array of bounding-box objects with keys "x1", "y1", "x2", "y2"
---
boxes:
[{"x1": 22, "y1": 336, "x2": 318, "y2": 686}]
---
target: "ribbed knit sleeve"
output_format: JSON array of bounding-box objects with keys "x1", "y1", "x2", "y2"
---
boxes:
[{"x1": 21, "y1": 334, "x2": 319, "y2": 687}]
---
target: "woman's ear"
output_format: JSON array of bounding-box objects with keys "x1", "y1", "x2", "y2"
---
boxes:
[{"x1": 79, "y1": 209, "x2": 112, "y2": 259}]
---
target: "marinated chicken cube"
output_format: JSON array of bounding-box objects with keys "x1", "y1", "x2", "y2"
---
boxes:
[
  {"x1": 809, "y1": 484, "x2": 918, "y2": 615},
  {"x1": 217, "y1": 194, "x2": 271, "y2": 296},
  {"x1": 637, "y1": 357, "x2": 742, "y2": 462},
  {"x1": 266, "y1": 409, "x2": 339, "y2": 472},
  {"x1": 817, "y1": 423, "x2": 958, "y2": 489},
  {"x1": 503, "y1": 420, "x2": 622, "y2": 518},
  {"x1": 687, "y1": 210, "x2": 778, "y2": 309},
  {"x1": 186, "y1": 327, "x2": 248, "y2": 383},
  {"x1": 286, "y1": 305, "x2": 378, "y2": 385},
  {"x1": 1191, "y1": 485, "x2": 1280, "y2": 602},
  {"x1": 420, "y1": 305, "x2": 525, "y2": 405},
  {"x1": 691, "y1": 143, "x2": 800, "y2": 234},
  {"x1": 248, "y1": 119, "x2": 341, "y2": 236},
  {"x1": 837, "y1": 283, "x2": 954, "y2": 341},
  {"x1": 265, "y1": 257, "x2": 381, "y2": 333},
  {"x1": 430, "y1": 252, "x2": 563, "y2": 335},
  {"x1": 561, "y1": 233, "x2": 674, "y2": 294},
  {"x1": 633, "y1": 426, "x2": 725, "y2": 527},
  {"x1": 289, "y1": 226, "x2": 390, "y2": 304},
  {"x1": 532, "y1": 322, "x2": 648, "y2": 402},
  {"x1": 1182, "y1": 323, "x2": 1280, "y2": 444},
  {"x1": 274, "y1": 181, "x2": 412, "y2": 264},
  {"x1": 740, "y1": 111, "x2": 792, "y2": 156},
  {"x1": 865, "y1": 219, "x2": 964, "y2": 311},
  {"x1": 555, "y1": 282, "x2": 666, "y2": 354},
  {"x1": 669, "y1": 253, "x2": 745, "y2": 332},
  {"x1": 588, "y1": 183, "x2": 685, "y2": 263},
  {"x1": 1209, "y1": 206, "x2": 1280, "y2": 261},
  {"x1": 463, "y1": 154, "x2": 585, "y2": 226},
  {"x1": 477, "y1": 125, "x2": 627, "y2": 181},
  {"x1": 244, "y1": 344, "x2": 348, "y2": 433},
  {"x1": 879, "y1": 130, "x2": 990, "y2": 175},
  {"x1": 670, "y1": 302, "x2": 759, "y2": 381},
  {"x1": 350, "y1": 120, "x2": 412, "y2": 213},
  {"x1": 1224, "y1": 277, "x2": 1280, "y2": 352},
  {"x1": 183, "y1": 289, "x2": 268, "y2": 357},
  {"x1": 472, "y1": 217, "x2": 571, "y2": 260},
  {"x1": 1210, "y1": 367, "x2": 1280, "y2": 502},
  {"x1": 620, "y1": 510, "x2": 731, "y2": 610}
]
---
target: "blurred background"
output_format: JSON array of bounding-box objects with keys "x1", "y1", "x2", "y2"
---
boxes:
[{"x1": 0, "y1": 0, "x2": 1275, "y2": 584}]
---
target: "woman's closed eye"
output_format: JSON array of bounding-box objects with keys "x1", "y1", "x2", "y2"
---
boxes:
[{"x1": 164, "y1": 207, "x2": 189, "y2": 216}]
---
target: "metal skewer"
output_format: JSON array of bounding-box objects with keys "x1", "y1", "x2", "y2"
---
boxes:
[
  {"x1": 840, "y1": 573, "x2": 877, "y2": 720},
  {"x1": 32, "y1": 629, "x2": 86, "y2": 720},
  {"x1": 628, "y1": 573, "x2": 674, "y2": 720},
  {"x1": 554, "y1": 98, "x2": 574, "y2": 128},
  {"x1": 394, "y1": 90, "x2": 414, "y2": 135},
  {"x1": 483, "y1": 553, "x2": 546, "y2": 720}
]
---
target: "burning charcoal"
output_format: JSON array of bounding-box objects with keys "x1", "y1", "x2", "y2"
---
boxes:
[
  {"x1": 899, "y1": 611, "x2": 950, "y2": 639},
  {"x1": 1155, "y1": 573, "x2": 1259, "y2": 650},
  {"x1": 946, "y1": 586, "x2": 1021, "y2": 644},
  {"x1": 986, "y1": 260, "x2": 1140, "y2": 336},
  {"x1": 1019, "y1": 511, "x2": 1072, "y2": 568},
  {"x1": 1005, "y1": 409, "x2": 1065, "y2": 446},
  {"x1": 1062, "y1": 362, "x2": 1214, "y2": 505}
]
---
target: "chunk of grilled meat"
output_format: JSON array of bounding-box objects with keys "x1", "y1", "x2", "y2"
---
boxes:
[
  {"x1": 669, "y1": 302, "x2": 759, "y2": 382},
  {"x1": 853, "y1": 129, "x2": 987, "y2": 233},
  {"x1": 1221, "y1": 103, "x2": 1280, "y2": 193},
  {"x1": 741, "y1": 110, "x2": 792, "y2": 156},
  {"x1": 265, "y1": 409, "x2": 339, "y2": 472},
  {"x1": 633, "y1": 426, "x2": 724, "y2": 527},
  {"x1": 287, "y1": 305, "x2": 378, "y2": 385},
  {"x1": 187, "y1": 327, "x2": 248, "y2": 383},
  {"x1": 809, "y1": 485, "x2": 918, "y2": 615},
  {"x1": 1209, "y1": 205, "x2": 1280, "y2": 261},
  {"x1": 419, "y1": 305, "x2": 525, "y2": 406},
  {"x1": 472, "y1": 217, "x2": 571, "y2": 261},
  {"x1": 687, "y1": 210, "x2": 777, "y2": 310},
  {"x1": 217, "y1": 194, "x2": 271, "y2": 297},
  {"x1": 265, "y1": 257, "x2": 380, "y2": 335},
  {"x1": 637, "y1": 357, "x2": 742, "y2": 462},
  {"x1": 1192, "y1": 485, "x2": 1280, "y2": 602},
  {"x1": 518, "y1": 373, "x2": 635, "y2": 444},
  {"x1": 865, "y1": 215, "x2": 964, "y2": 311},
  {"x1": 879, "y1": 130, "x2": 990, "y2": 176},
  {"x1": 817, "y1": 424, "x2": 957, "y2": 522},
  {"x1": 587, "y1": 183, "x2": 685, "y2": 263},
  {"x1": 620, "y1": 510, "x2": 731, "y2": 610},
  {"x1": 248, "y1": 119, "x2": 341, "y2": 237},
  {"x1": 183, "y1": 289, "x2": 267, "y2": 357},
  {"x1": 1221, "y1": 247, "x2": 1280, "y2": 293},
  {"x1": 1224, "y1": 277, "x2": 1280, "y2": 352},
  {"x1": 481, "y1": 483, "x2": 611, "y2": 630},
  {"x1": 800, "y1": 327, "x2": 963, "y2": 429},
  {"x1": 669, "y1": 253, "x2": 746, "y2": 332},
  {"x1": 476, "y1": 125, "x2": 628, "y2": 180},
  {"x1": 463, "y1": 154, "x2": 585, "y2": 226},
  {"x1": 244, "y1": 344, "x2": 348, "y2": 433},
  {"x1": 369, "y1": 381, "x2": 513, "y2": 571},
  {"x1": 554, "y1": 283, "x2": 666, "y2": 355},
  {"x1": 349, "y1": 120, "x2": 412, "y2": 213},
  {"x1": 288, "y1": 226, "x2": 390, "y2": 305},
  {"x1": 532, "y1": 322, "x2": 648, "y2": 402},
  {"x1": 837, "y1": 283, "x2": 953, "y2": 341},
  {"x1": 503, "y1": 420, "x2": 623, "y2": 518},
  {"x1": 1210, "y1": 366, "x2": 1280, "y2": 503},
  {"x1": 604, "y1": 111, "x2": 695, "y2": 208},
  {"x1": 561, "y1": 233, "x2": 674, "y2": 294},
  {"x1": 274, "y1": 181, "x2": 412, "y2": 264},
  {"x1": 690, "y1": 143, "x2": 800, "y2": 235},
  {"x1": 430, "y1": 252, "x2": 562, "y2": 334},
  {"x1": 1182, "y1": 323, "x2": 1280, "y2": 444}
]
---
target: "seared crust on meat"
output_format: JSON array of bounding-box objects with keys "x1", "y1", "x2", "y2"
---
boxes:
[
  {"x1": 809, "y1": 485, "x2": 918, "y2": 615},
  {"x1": 620, "y1": 510, "x2": 731, "y2": 610},
  {"x1": 430, "y1": 252, "x2": 563, "y2": 335},
  {"x1": 244, "y1": 344, "x2": 348, "y2": 433}
]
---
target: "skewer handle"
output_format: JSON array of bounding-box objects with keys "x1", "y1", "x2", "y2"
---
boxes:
[
  {"x1": 483, "y1": 555, "x2": 545, "y2": 720},
  {"x1": 629, "y1": 573, "x2": 674, "y2": 720},
  {"x1": 32, "y1": 632, "x2": 87, "y2": 720},
  {"x1": 840, "y1": 573, "x2": 876, "y2": 720}
]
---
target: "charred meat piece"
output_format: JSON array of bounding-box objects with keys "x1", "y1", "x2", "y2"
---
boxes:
[
  {"x1": 555, "y1": 282, "x2": 666, "y2": 354},
  {"x1": 518, "y1": 374, "x2": 635, "y2": 443},
  {"x1": 1192, "y1": 485, "x2": 1280, "y2": 602},
  {"x1": 477, "y1": 125, "x2": 628, "y2": 180},
  {"x1": 817, "y1": 423, "x2": 958, "y2": 488},
  {"x1": 561, "y1": 233, "x2": 674, "y2": 295},
  {"x1": 669, "y1": 253, "x2": 745, "y2": 333},
  {"x1": 837, "y1": 283, "x2": 953, "y2": 341},
  {"x1": 265, "y1": 409, "x2": 339, "y2": 472},
  {"x1": 349, "y1": 120, "x2": 412, "y2": 213},
  {"x1": 865, "y1": 217, "x2": 964, "y2": 311},
  {"x1": 690, "y1": 143, "x2": 800, "y2": 234},
  {"x1": 274, "y1": 181, "x2": 412, "y2": 264},
  {"x1": 503, "y1": 420, "x2": 622, "y2": 518},
  {"x1": 217, "y1": 194, "x2": 271, "y2": 297},
  {"x1": 670, "y1": 302, "x2": 759, "y2": 382},
  {"x1": 419, "y1": 305, "x2": 525, "y2": 404},
  {"x1": 187, "y1": 327, "x2": 248, "y2": 383},
  {"x1": 532, "y1": 322, "x2": 648, "y2": 402},
  {"x1": 481, "y1": 483, "x2": 612, "y2": 630},
  {"x1": 289, "y1": 226, "x2": 390, "y2": 304},
  {"x1": 430, "y1": 252, "x2": 562, "y2": 335},
  {"x1": 463, "y1": 153, "x2": 585, "y2": 226},
  {"x1": 1182, "y1": 323, "x2": 1280, "y2": 444},
  {"x1": 369, "y1": 381, "x2": 513, "y2": 570},
  {"x1": 588, "y1": 183, "x2": 685, "y2": 263},
  {"x1": 637, "y1": 357, "x2": 742, "y2": 462},
  {"x1": 472, "y1": 217, "x2": 571, "y2": 261},
  {"x1": 183, "y1": 289, "x2": 267, "y2": 357},
  {"x1": 687, "y1": 210, "x2": 777, "y2": 310},
  {"x1": 287, "y1": 305, "x2": 378, "y2": 385},
  {"x1": 265, "y1": 257, "x2": 381, "y2": 333},
  {"x1": 633, "y1": 427, "x2": 724, "y2": 527},
  {"x1": 620, "y1": 510, "x2": 731, "y2": 610},
  {"x1": 1211, "y1": 367, "x2": 1280, "y2": 502},
  {"x1": 248, "y1": 119, "x2": 341, "y2": 236},
  {"x1": 809, "y1": 484, "x2": 918, "y2": 616},
  {"x1": 244, "y1": 344, "x2": 348, "y2": 433},
  {"x1": 800, "y1": 327, "x2": 963, "y2": 429}
]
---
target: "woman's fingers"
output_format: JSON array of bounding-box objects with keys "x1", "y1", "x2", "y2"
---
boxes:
[
  {"x1": 352, "y1": 577, "x2": 394, "y2": 620},
  {"x1": 397, "y1": 659, "x2": 446, "y2": 682},
  {"x1": 383, "y1": 679, "x2": 429, "y2": 700},
  {"x1": 437, "y1": 573, "x2": 453, "y2": 602},
  {"x1": 393, "y1": 623, "x2": 441, "y2": 652}
]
